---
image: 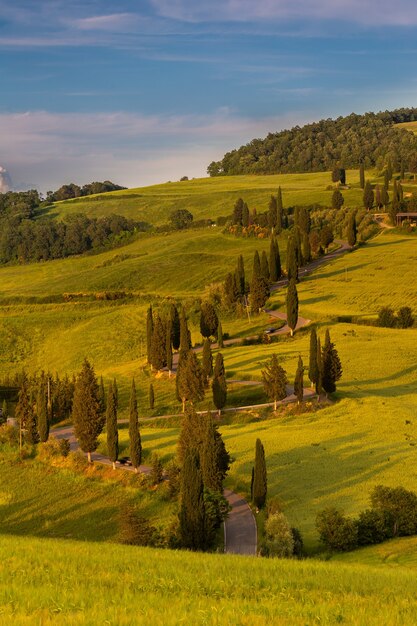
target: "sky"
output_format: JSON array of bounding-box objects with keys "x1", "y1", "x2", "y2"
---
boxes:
[{"x1": 1, "y1": 0, "x2": 417, "y2": 191}]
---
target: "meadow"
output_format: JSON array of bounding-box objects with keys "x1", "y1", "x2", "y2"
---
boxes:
[{"x1": 1, "y1": 533, "x2": 417, "y2": 625}]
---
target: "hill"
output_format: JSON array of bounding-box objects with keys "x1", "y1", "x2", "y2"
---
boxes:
[
  {"x1": 207, "y1": 108, "x2": 417, "y2": 176},
  {"x1": 1, "y1": 533, "x2": 417, "y2": 625}
]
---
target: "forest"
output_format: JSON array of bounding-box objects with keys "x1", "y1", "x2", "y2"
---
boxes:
[{"x1": 207, "y1": 108, "x2": 417, "y2": 176}]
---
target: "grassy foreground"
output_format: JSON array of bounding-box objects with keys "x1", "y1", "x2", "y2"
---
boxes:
[{"x1": 1, "y1": 533, "x2": 417, "y2": 625}]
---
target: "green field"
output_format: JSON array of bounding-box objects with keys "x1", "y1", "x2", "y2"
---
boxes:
[
  {"x1": 46, "y1": 170, "x2": 366, "y2": 225},
  {"x1": 1, "y1": 533, "x2": 417, "y2": 625}
]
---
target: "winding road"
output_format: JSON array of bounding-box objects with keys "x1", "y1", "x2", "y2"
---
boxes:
[{"x1": 52, "y1": 238, "x2": 352, "y2": 557}]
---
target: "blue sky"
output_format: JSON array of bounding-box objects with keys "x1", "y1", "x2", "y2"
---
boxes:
[{"x1": 1, "y1": 0, "x2": 417, "y2": 190}]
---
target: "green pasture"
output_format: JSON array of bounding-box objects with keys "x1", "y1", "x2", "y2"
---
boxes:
[
  {"x1": 46, "y1": 170, "x2": 366, "y2": 225},
  {"x1": 332, "y1": 536, "x2": 417, "y2": 568},
  {"x1": 1, "y1": 533, "x2": 417, "y2": 625}
]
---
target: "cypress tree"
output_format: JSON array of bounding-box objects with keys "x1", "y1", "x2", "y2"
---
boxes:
[
  {"x1": 200, "y1": 302, "x2": 218, "y2": 339},
  {"x1": 294, "y1": 355, "x2": 304, "y2": 405},
  {"x1": 212, "y1": 352, "x2": 227, "y2": 416},
  {"x1": 106, "y1": 381, "x2": 119, "y2": 469},
  {"x1": 146, "y1": 305, "x2": 154, "y2": 364},
  {"x1": 381, "y1": 185, "x2": 389, "y2": 209},
  {"x1": 253, "y1": 250, "x2": 261, "y2": 278},
  {"x1": 332, "y1": 189, "x2": 344, "y2": 210},
  {"x1": 179, "y1": 307, "x2": 191, "y2": 354},
  {"x1": 72, "y1": 359, "x2": 103, "y2": 463},
  {"x1": 201, "y1": 413, "x2": 224, "y2": 492},
  {"x1": 293, "y1": 226, "x2": 304, "y2": 267},
  {"x1": 322, "y1": 332, "x2": 343, "y2": 395},
  {"x1": 363, "y1": 180, "x2": 374, "y2": 210},
  {"x1": 252, "y1": 438, "x2": 267, "y2": 509},
  {"x1": 232, "y1": 198, "x2": 244, "y2": 225},
  {"x1": 260, "y1": 250, "x2": 270, "y2": 281},
  {"x1": 387, "y1": 158, "x2": 393, "y2": 181},
  {"x1": 149, "y1": 383, "x2": 155, "y2": 410},
  {"x1": 15, "y1": 379, "x2": 33, "y2": 447},
  {"x1": 170, "y1": 304, "x2": 181, "y2": 351},
  {"x1": 375, "y1": 184, "x2": 382, "y2": 209},
  {"x1": 166, "y1": 319, "x2": 173, "y2": 375},
  {"x1": 37, "y1": 382, "x2": 49, "y2": 443},
  {"x1": 359, "y1": 163, "x2": 365, "y2": 189},
  {"x1": 286, "y1": 236, "x2": 299, "y2": 283},
  {"x1": 250, "y1": 467, "x2": 255, "y2": 502},
  {"x1": 261, "y1": 353, "x2": 288, "y2": 410},
  {"x1": 250, "y1": 253, "x2": 270, "y2": 313},
  {"x1": 242, "y1": 202, "x2": 250, "y2": 227},
  {"x1": 268, "y1": 195, "x2": 278, "y2": 229},
  {"x1": 150, "y1": 314, "x2": 167, "y2": 370},
  {"x1": 347, "y1": 214, "x2": 357, "y2": 247},
  {"x1": 276, "y1": 187, "x2": 283, "y2": 234},
  {"x1": 269, "y1": 236, "x2": 281, "y2": 282},
  {"x1": 98, "y1": 375, "x2": 106, "y2": 416},
  {"x1": 316, "y1": 338, "x2": 323, "y2": 399},
  {"x1": 401, "y1": 161, "x2": 405, "y2": 180},
  {"x1": 179, "y1": 448, "x2": 206, "y2": 550},
  {"x1": 217, "y1": 320, "x2": 224, "y2": 348},
  {"x1": 176, "y1": 351, "x2": 205, "y2": 412},
  {"x1": 202, "y1": 338, "x2": 213, "y2": 380},
  {"x1": 1, "y1": 398, "x2": 8, "y2": 422},
  {"x1": 286, "y1": 278, "x2": 299, "y2": 337},
  {"x1": 129, "y1": 378, "x2": 142, "y2": 472},
  {"x1": 26, "y1": 391, "x2": 39, "y2": 445},
  {"x1": 308, "y1": 327, "x2": 318, "y2": 388},
  {"x1": 302, "y1": 230, "x2": 311, "y2": 264}
]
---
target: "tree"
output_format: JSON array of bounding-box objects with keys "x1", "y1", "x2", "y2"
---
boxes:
[
  {"x1": 106, "y1": 380, "x2": 119, "y2": 469},
  {"x1": 269, "y1": 236, "x2": 281, "y2": 282},
  {"x1": 200, "y1": 301, "x2": 218, "y2": 338},
  {"x1": 320, "y1": 225, "x2": 334, "y2": 252},
  {"x1": 217, "y1": 320, "x2": 224, "y2": 348},
  {"x1": 286, "y1": 236, "x2": 298, "y2": 283},
  {"x1": 294, "y1": 356, "x2": 304, "y2": 405},
  {"x1": 200, "y1": 413, "x2": 231, "y2": 492},
  {"x1": 150, "y1": 313, "x2": 166, "y2": 370},
  {"x1": 150, "y1": 452, "x2": 164, "y2": 485},
  {"x1": 179, "y1": 449, "x2": 206, "y2": 550},
  {"x1": 363, "y1": 180, "x2": 374, "y2": 210},
  {"x1": 308, "y1": 328, "x2": 319, "y2": 388},
  {"x1": 146, "y1": 305, "x2": 154, "y2": 364},
  {"x1": 250, "y1": 253, "x2": 270, "y2": 313},
  {"x1": 37, "y1": 381, "x2": 49, "y2": 443},
  {"x1": 347, "y1": 214, "x2": 357, "y2": 247},
  {"x1": 170, "y1": 304, "x2": 181, "y2": 351},
  {"x1": 268, "y1": 195, "x2": 277, "y2": 229},
  {"x1": 170, "y1": 208, "x2": 193, "y2": 229},
  {"x1": 397, "y1": 306, "x2": 414, "y2": 329},
  {"x1": 252, "y1": 438, "x2": 267, "y2": 509},
  {"x1": 276, "y1": 187, "x2": 283, "y2": 234},
  {"x1": 302, "y1": 231, "x2": 311, "y2": 264},
  {"x1": 176, "y1": 351, "x2": 205, "y2": 412},
  {"x1": 242, "y1": 202, "x2": 250, "y2": 227},
  {"x1": 202, "y1": 338, "x2": 213, "y2": 380},
  {"x1": 286, "y1": 278, "x2": 298, "y2": 337},
  {"x1": 377, "y1": 306, "x2": 396, "y2": 328},
  {"x1": 252, "y1": 250, "x2": 261, "y2": 278},
  {"x1": 261, "y1": 353, "x2": 288, "y2": 410},
  {"x1": 179, "y1": 307, "x2": 191, "y2": 354},
  {"x1": 149, "y1": 383, "x2": 155, "y2": 410},
  {"x1": 166, "y1": 320, "x2": 173, "y2": 375},
  {"x1": 129, "y1": 379, "x2": 142, "y2": 472},
  {"x1": 212, "y1": 352, "x2": 227, "y2": 416},
  {"x1": 232, "y1": 198, "x2": 244, "y2": 225},
  {"x1": 236, "y1": 254, "x2": 246, "y2": 296},
  {"x1": 72, "y1": 359, "x2": 103, "y2": 462},
  {"x1": 316, "y1": 337, "x2": 323, "y2": 397},
  {"x1": 316, "y1": 508, "x2": 358, "y2": 552},
  {"x1": 260, "y1": 250, "x2": 270, "y2": 281},
  {"x1": 381, "y1": 185, "x2": 389, "y2": 209},
  {"x1": 15, "y1": 379, "x2": 38, "y2": 446},
  {"x1": 332, "y1": 189, "x2": 344, "y2": 210},
  {"x1": 321, "y1": 330, "x2": 342, "y2": 395},
  {"x1": 265, "y1": 512, "x2": 295, "y2": 557}
]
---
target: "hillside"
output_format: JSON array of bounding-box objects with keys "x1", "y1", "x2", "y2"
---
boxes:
[
  {"x1": 1, "y1": 533, "x2": 417, "y2": 625},
  {"x1": 207, "y1": 108, "x2": 417, "y2": 176}
]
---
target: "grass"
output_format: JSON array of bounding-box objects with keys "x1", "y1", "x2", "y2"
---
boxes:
[
  {"x1": 45, "y1": 170, "x2": 367, "y2": 225},
  {"x1": 332, "y1": 536, "x2": 417, "y2": 569},
  {"x1": 2, "y1": 533, "x2": 417, "y2": 625},
  {"x1": 0, "y1": 447, "x2": 176, "y2": 543}
]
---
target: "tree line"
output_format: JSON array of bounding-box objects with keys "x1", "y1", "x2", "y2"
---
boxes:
[{"x1": 207, "y1": 108, "x2": 417, "y2": 176}]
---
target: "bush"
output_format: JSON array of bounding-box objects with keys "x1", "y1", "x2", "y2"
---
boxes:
[
  {"x1": 118, "y1": 505, "x2": 158, "y2": 546},
  {"x1": 316, "y1": 508, "x2": 358, "y2": 552},
  {"x1": 370, "y1": 485, "x2": 417, "y2": 537},
  {"x1": 204, "y1": 488, "x2": 230, "y2": 547},
  {"x1": 397, "y1": 306, "x2": 414, "y2": 328},
  {"x1": 264, "y1": 512, "x2": 295, "y2": 557},
  {"x1": 377, "y1": 306, "x2": 396, "y2": 328},
  {"x1": 150, "y1": 452, "x2": 164, "y2": 485},
  {"x1": 38, "y1": 436, "x2": 70, "y2": 460},
  {"x1": 165, "y1": 460, "x2": 181, "y2": 499},
  {"x1": 291, "y1": 527, "x2": 304, "y2": 557},
  {"x1": 0, "y1": 423, "x2": 19, "y2": 446}
]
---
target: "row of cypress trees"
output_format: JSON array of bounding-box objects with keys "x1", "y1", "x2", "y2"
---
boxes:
[{"x1": 308, "y1": 328, "x2": 343, "y2": 396}]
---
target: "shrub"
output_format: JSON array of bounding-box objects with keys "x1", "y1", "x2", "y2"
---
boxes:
[
  {"x1": 397, "y1": 306, "x2": 414, "y2": 329},
  {"x1": 316, "y1": 508, "x2": 358, "y2": 552},
  {"x1": 370, "y1": 485, "x2": 417, "y2": 537},
  {"x1": 38, "y1": 436, "x2": 70, "y2": 460},
  {"x1": 150, "y1": 452, "x2": 164, "y2": 485},
  {"x1": 0, "y1": 423, "x2": 19, "y2": 446},
  {"x1": 377, "y1": 306, "x2": 396, "y2": 328},
  {"x1": 118, "y1": 505, "x2": 158, "y2": 546},
  {"x1": 165, "y1": 460, "x2": 181, "y2": 499},
  {"x1": 291, "y1": 527, "x2": 304, "y2": 557},
  {"x1": 264, "y1": 512, "x2": 295, "y2": 557}
]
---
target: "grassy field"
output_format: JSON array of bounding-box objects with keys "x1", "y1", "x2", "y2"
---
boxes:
[
  {"x1": 1, "y1": 533, "x2": 417, "y2": 625},
  {"x1": 45, "y1": 170, "x2": 366, "y2": 225}
]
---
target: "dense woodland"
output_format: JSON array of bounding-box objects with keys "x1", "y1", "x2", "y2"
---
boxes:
[{"x1": 207, "y1": 108, "x2": 417, "y2": 176}]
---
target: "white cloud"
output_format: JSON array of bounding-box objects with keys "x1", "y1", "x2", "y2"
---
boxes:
[
  {"x1": 0, "y1": 109, "x2": 310, "y2": 190},
  {"x1": 150, "y1": 0, "x2": 417, "y2": 26}
]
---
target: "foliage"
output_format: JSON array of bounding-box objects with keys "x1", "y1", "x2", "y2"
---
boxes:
[
  {"x1": 370, "y1": 485, "x2": 417, "y2": 537},
  {"x1": 170, "y1": 209, "x2": 193, "y2": 230},
  {"x1": 286, "y1": 278, "x2": 299, "y2": 336},
  {"x1": 316, "y1": 508, "x2": 358, "y2": 552},
  {"x1": 72, "y1": 359, "x2": 103, "y2": 458},
  {"x1": 106, "y1": 380, "x2": 119, "y2": 466},
  {"x1": 261, "y1": 353, "x2": 288, "y2": 409},
  {"x1": 200, "y1": 301, "x2": 218, "y2": 338},
  {"x1": 253, "y1": 438, "x2": 267, "y2": 509},
  {"x1": 179, "y1": 448, "x2": 206, "y2": 550},
  {"x1": 264, "y1": 512, "x2": 295, "y2": 557},
  {"x1": 129, "y1": 379, "x2": 142, "y2": 470},
  {"x1": 117, "y1": 505, "x2": 158, "y2": 546},
  {"x1": 377, "y1": 307, "x2": 396, "y2": 328}
]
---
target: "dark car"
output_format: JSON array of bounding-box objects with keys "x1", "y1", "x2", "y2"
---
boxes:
[
  {"x1": 117, "y1": 456, "x2": 132, "y2": 466},
  {"x1": 265, "y1": 327, "x2": 276, "y2": 334}
]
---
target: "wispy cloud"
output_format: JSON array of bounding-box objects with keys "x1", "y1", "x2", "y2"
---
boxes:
[
  {"x1": 0, "y1": 109, "x2": 311, "y2": 190},
  {"x1": 151, "y1": 0, "x2": 417, "y2": 26}
]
